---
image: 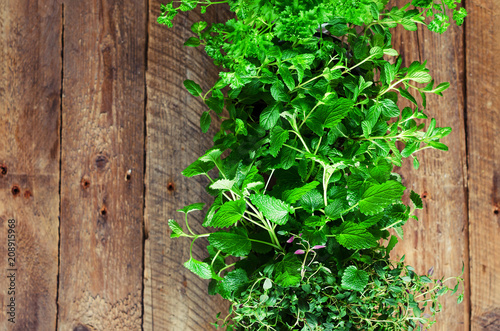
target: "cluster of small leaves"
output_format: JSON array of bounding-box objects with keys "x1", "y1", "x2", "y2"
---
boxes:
[
  {"x1": 160, "y1": 0, "x2": 466, "y2": 329},
  {"x1": 212, "y1": 250, "x2": 464, "y2": 330}
]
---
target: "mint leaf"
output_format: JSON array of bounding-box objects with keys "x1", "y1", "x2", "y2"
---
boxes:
[
  {"x1": 378, "y1": 99, "x2": 400, "y2": 118},
  {"x1": 177, "y1": 202, "x2": 205, "y2": 214},
  {"x1": 282, "y1": 181, "x2": 320, "y2": 204},
  {"x1": 209, "y1": 228, "x2": 251, "y2": 257},
  {"x1": 410, "y1": 190, "x2": 423, "y2": 209},
  {"x1": 184, "y1": 258, "x2": 212, "y2": 279},
  {"x1": 182, "y1": 159, "x2": 215, "y2": 177},
  {"x1": 323, "y1": 98, "x2": 354, "y2": 128},
  {"x1": 336, "y1": 222, "x2": 378, "y2": 249},
  {"x1": 204, "y1": 199, "x2": 246, "y2": 228},
  {"x1": 279, "y1": 66, "x2": 295, "y2": 91},
  {"x1": 275, "y1": 253, "x2": 301, "y2": 287},
  {"x1": 184, "y1": 37, "x2": 200, "y2": 47},
  {"x1": 168, "y1": 219, "x2": 185, "y2": 238},
  {"x1": 200, "y1": 111, "x2": 211, "y2": 133},
  {"x1": 218, "y1": 268, "x2": 249, "y2": 299},
  {"x1": 184, "y1": 79, "x2": 202, "y2": 97},
  {"x1": 270, "y1": 81, "x2": 290, "y2": 102},
  {"x1": 300, "y1": 189, "x2": 324, "y2": 213},
  {"x1": 341, "y1": 266, "x2": 369, "y2": 292},
  {"x1": 359, "y1": 181, "x2": 406, "y2": 215},
  {"x1": 210, "y1": 179, "x2": 236, "y2": 191},
  {"x1": 260, "y1": 103, "x2": 282, "y2": 130},
  {"x1": 270, "y1": 126, "x2": 289, "y2": 157},
  {"x1": 250, "y1": 194, "x2": 294, "y2": 225}
]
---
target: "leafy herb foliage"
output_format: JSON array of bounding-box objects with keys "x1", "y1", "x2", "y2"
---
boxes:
[{"x1": 159, "y1": 0, "x2": 465, "y2": 329}]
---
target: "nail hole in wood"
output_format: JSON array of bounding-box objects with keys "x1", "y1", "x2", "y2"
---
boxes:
[
  {"x1": 0, "y1": 164, "x2": 7, "y2": 175},
  {"x1": 422, "y1": 191, "x2": 428, "y2": 199},
  {"x1": 125, "y1": 169, "x2": 131, "y2": 181},
  {"x1": 81, "y1": 177, "x2": 91, "y2": 189},
  {"x1": 494, "y1": 207, "x2": 499, "y2": 215},
  {"x1": 24, "y1": 190, "x2": 32, "y2": 199},
  {"x1": 167, "y1": 181, "x2": 175, "y2": 192},
  {"x1": 11, "y1": 185, "x2": 20, "y2": 196},
  {"x1": 100, "y1": 206, "x2": 107, "y2": 217}
]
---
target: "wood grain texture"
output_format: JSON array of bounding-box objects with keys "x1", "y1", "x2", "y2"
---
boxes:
[
  {"x1": 143, "y1": 4, "x2": 232, "y2": 330},
  {"x1": 0, "y1": 1, "x2": 62, "y2": 329},
  {"x1": 389, "y1": 1, "x2": 469, "y2": 330},
  {"x1": 466, "y1": 0, "x2": 500, "y2": 329},
  {"x1": 57, "y1": 0, "x2": 146, "y2": 330}
]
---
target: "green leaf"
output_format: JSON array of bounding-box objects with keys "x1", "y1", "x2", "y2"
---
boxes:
[
  {"x1": 384, "y1": 62, "x2": 396, "y2": 83},
  {"x1": 409, "y1": 71, "x2": 432, "y2": 84},
  {"x1": 205, "y1": 96, "x2": 224, "y2": 114},
  {"x1": 305, "y1": 215, "x2": 327, "y2": 227},
  {"x1": 324, "y1": 199, "x2": 348, "y2": 219},
  {"x1": 204, "y1": 199, "x2": 246, "y2": 228},
  {"x1": 427, "y1": 141, "x2": 448, "y2": 151},
  {"x1": 200, "y1": 111, "x2": 211, "y2": 133},
  {"x1": 270, "y1": 81, "x2": 290, "y2": 102},
  {"x1": 168, "y1": 219, "x2": 185, "y2": 238},
  {"x1": 341, "y1": 266, "x2": 369, "y2": 292},
  {"x1": 209, "y1": 228, "x2": 251, "y2": 257},
  {"x1": 383, "y1": 48, "x2": 398, "y2": 56},
  {"x1": 398, "y1": 87, "x2": 418, "y2": 106},
  {"x1": 218, "y1": 268, "x2": 249, "y2": 299},
  {"x1": 300, "y1": 189, "x2": 324, "y2": 213},
  {"x1": 191, "y1": 21, "x2": 207, "y2": 34},
  {"x1": 210, "y1": 179, "x2": 236, "y2": 191},
  {"x1": 260, "y1": 103, "x2": 282, "y2": 130},
  {"x1": 184, "y1": 258, "x2": 212, "y2": 279},
  {"x1": 182, "y1": 159, "x2": 214, "y2": 177},
  {"x1": 410, "y1": 190, "x2": 423, "y2": 209},
  {"x1": 184, "y1": 79, "x2": 202, "y2": 97},
  {"x1": 378, "y1": 99, "x2": 400, "y2": 118},
  {"x1": 324, "y1": 98, "x2": 355, "y2": 128},
  {"x1": 250, "y1": 194, "x2": 294, "y2": 225},
  {"x1": 279, "y1": 66, "x2": 295, "y2": 91},
  {"x1": 336, "y1": 222, "x2": 378, "y2": 249},
  {"x1": 270, "y1": 126, "x2": 289, "y2": 157},
  {"x1": 184, "y1": 37, "x2": 200, "y2": 47},
  {"x1": 177, "y1": 202, "x2": 205, "y2": 214},
  {"x1": 275, "y1": 253, "x2": 301, "y2": 287},
  {"x1": 263, "y1": 278, "x2": 273, "y2": 291},
  {"x1": 199, "y1": 149, "x2": 223, "y2": 163},
  {"x1": 386, "y1": 235, "x2": 398, "y2": 254},
  {"x1": 282, "y1": 181, "x2": 320, "y2": 204},
  {"x1": 359, "y1": 181, "x2": 406, "y2": 215}
]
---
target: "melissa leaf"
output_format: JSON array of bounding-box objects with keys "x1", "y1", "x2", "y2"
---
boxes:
[
  {"x1": 359, "y1": 181, "x2": 406, "y2": 215},
  {"x1": 183, "y1": 79, "x2": 202, "y2": 97},
  {"x1": 184, "y1": 258, "x2": 212, "y2": 279},
  {"x1": 341, "y1": 266, "x2": 369, "y2": 292},
  {"x1": 250, "y1": 194, "x2": 294, "y2": 225},
  {"x1": 204, "y1": 199, "x2": 246, "y2": 228},
  {"x1": 209, "y1": 228, "x2": 251, "y2": 257}
]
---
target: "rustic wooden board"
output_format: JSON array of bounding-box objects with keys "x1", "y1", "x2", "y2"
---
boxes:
[
  {"x1": 0, "y1": 1, "x2": 62, "y2": 329},
  {"x1": 143, "y1": 4, "x2": 232, "y2": 330},
  {"x1": 57, "y1": 0, "x2": 146, "y2": 330},
  {"x1": 389, "y1": 2, "x2": 469, "y2": 330},
  {"x1": 466, "y1": 0, "x2": 500, "y2": 329}
]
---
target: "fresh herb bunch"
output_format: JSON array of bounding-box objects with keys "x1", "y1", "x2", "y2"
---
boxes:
[{"x1": 159, "y1": 0, "x2": 466, "y2": 330}]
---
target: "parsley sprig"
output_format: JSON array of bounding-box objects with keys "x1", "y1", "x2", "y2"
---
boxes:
[{"x1": 159, "y1": 0, "x2": 466, "y2": 329}]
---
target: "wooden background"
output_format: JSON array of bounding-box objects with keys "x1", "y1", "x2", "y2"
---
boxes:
[{"x1": 0, "y1": 0, "x2": 498, "y2": 330}]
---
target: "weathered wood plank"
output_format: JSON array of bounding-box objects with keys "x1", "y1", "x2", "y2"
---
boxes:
[
  {"x1": 57, "y1": 0, "x2": 146, "y2": 329},
  {"x1": 390, "y1": 2, "x2": 469, "y2": 330},
  {"x1": 0, "y1": 1, "x2": 62, "y2": 329},
  {"x1": 466, "y1": 0, "x2": 500, "y2": 329},
  {"x1": 144, "y1": 4, "x2": 232, "y2": 330}
]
